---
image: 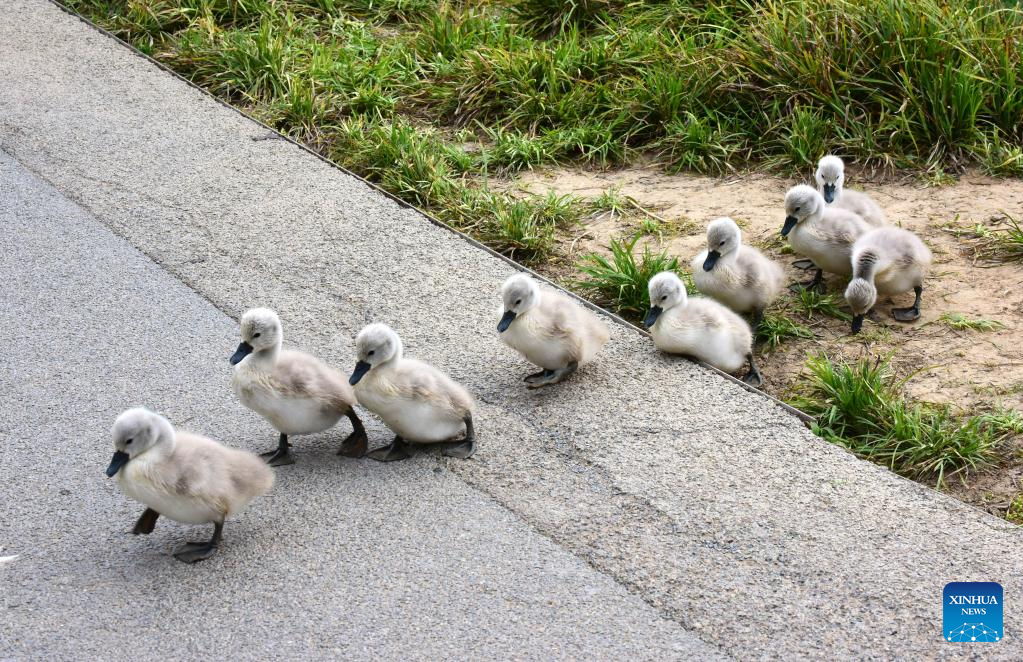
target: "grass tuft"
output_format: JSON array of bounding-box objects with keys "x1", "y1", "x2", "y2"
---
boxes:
[
  {"x1": 576, "y1": 234, "x2": 690, "y2": 318},
  {"x1": 789, "y1": 355, "x2": 1016, "y2": 487},
  {"x1": 794, "y1": 289, "x2": 852, "y2": 322},
  {"x1": 940, "y1": 313, "x2": 1006, "y2": 332},
  {"x1": 756, "y1": 313, "x2": 814, "y2": 351}
]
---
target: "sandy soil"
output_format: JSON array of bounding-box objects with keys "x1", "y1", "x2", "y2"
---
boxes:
[{"x1": 503, "y1": 164, "x2": 1023, "y2": 510}]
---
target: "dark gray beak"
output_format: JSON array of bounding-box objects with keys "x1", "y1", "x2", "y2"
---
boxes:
[
  {"x1": 106, "y1": 450, "x2": 129, "y2": 477},
  {"x1": 823, "y1": 184, "x2": 836, "y2": 204},
  {"x1": 644, "y1": 306, "x2": 663, "y2": 328},
  {"x1": 703, "y1": 250, "x2": 720, "y2": 272},
  {"x1": 851, "y1": 315, "x2": 864, "y2": 334},
  {"x1": 781, "y1": 216, "x2": 798, "y2": 237},
  {"x1": 349, "y1": 360, "x2": 371, "y2": 386},
  {"x1": 497, "y1": 310, "x2": 517, "y2": 333},
  {"x1": 230, "y1": 341, "x2": 253, "y2": 365}
]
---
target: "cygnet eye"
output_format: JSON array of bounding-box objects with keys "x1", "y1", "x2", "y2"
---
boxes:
[
  {"x1": 515, "y1": 299, "x2": 521, "y2": 305},
  {"x1": 253, "y1": 332, "x2": 261, "y2": 338},
  {"x1": 368, "y1": 350, "x2": 375, "y2": 356},
  {"x1": 718, "y1": 240, "x2": 726, "y2": 246},
  {"x1": 660, "y1": 295, "x2": 667, "y2": 301},
  {"x1": 125, "y1": 438, "x2": 133, "y2": 445},
  {"x1": 794, "y1": 206, "x2": 801, "y2": 212}
]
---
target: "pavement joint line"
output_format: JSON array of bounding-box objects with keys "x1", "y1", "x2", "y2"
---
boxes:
[{"x1": 46, "y1": 0, "x2": 814, "y2": 426}]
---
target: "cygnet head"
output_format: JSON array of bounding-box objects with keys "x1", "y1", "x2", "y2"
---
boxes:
[
  {"x1": 350, "y1": 323, "x2": 403, "y2": 385},
  {"x1": 815, "y1": 155, "x2": 845, "y2": 204},
  {"x1": 231, "y1": 307, "x2": 283, "y2": 365},
  {"x1": 844, "y1": 278, "x2": 876, "y2": 334},
  {"x1": 782, "y1": 185, "x2": 825, "y2": 237},
  {"x1": 105, "y1": 407, "x2": 175, "y2": 477},
  {"x1": 498, "y1": 273, "x2": 541, "y2": 332},
  {"x1": 702, "y1": 217, "x2": 742, "y2": 271},
  {"x1": 644, "y1": 271, "x2": 687, "y2": 328}
]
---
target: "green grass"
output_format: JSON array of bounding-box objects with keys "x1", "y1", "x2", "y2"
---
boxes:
[
  {"x1": 945, "y1": 213, "x2": 1023, "y2": 263},
  {"x1": 756, "y1": 313, "x2": 814, "y2": 350},
  {"x1": 940, "y1": 312, "x2": 1006, "y2": 332},
  {"x1": 1008, "y1": 494, "x2": 1023, "y2": 525},
  {"x1": 794, "y1": 289, "x2": 852, "y2": 322},
  {"x1": 576, "y1": 234, "x2": 691, "y2": 319},
  {"x1": 789, "y1": 355, "x2": 1020, "y2": 487}
]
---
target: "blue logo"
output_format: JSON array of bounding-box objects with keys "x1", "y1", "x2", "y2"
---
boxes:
[{"x1": 944, "y1": 582, "x2": 1003, "y2": 643}]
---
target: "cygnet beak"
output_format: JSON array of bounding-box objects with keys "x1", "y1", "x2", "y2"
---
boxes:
[
  {"x1": 497, "y1": 310, "x2": 517, "y2": 333},
  {"x1": 230, "y1": 341, "x2": 253, "y2": 365},
  {"x1": 643, "y1": 306, "x2": 663, "y2": 328},
  {"x1": 703, "y1": 251, "x2": 720, "y2": 271},
  {"x1": 781, "y1": 216, "x2": 798, "y2": 237},
  {"x1": 105, "y1": 450, "x2": 129, "y2": 477},
  {"x1": 349, "y1": 360, "x2": 372, "y2": 386}
]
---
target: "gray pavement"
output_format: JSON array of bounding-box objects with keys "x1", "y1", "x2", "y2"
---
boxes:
[
  {"x1": 0, "y1": 152, "x2": 721, "y2": 660},
  {"x1": 0, "y1": 0, "x2": 1021, "y2": 659}
]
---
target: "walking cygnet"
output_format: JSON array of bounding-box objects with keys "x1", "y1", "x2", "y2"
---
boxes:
[
  {"x1": 816, "y1": 155, "x2": 886, "y2": 226},
  {"x1": 497, "y1": 273, "x2": 610, "y2": 388},
  {"x1": 231, "y1": 308, "x2": 367, "y2": 466},
  {"x1": 105, "y1": 408, "x2": 273, "y2": 564},
  {"x1": 692, "y1": 217, "x2": 784, "y2": 327},
  {"x1": 782, "y1": 185, "x2": 872, "y2": 291},
  {"x1": 644, "y1": 272, "x2": 761, "y2": 386},
  {"x1": 349, "y1": 323, "x2": 476, "y2": 462},
  {"x1": 845, "y1": 227, "x2": 932, "y2": 333}
]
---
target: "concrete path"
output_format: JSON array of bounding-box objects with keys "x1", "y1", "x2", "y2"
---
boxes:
[
  {"x1": 0, "y1": 0, "x2": 1020, "y2": 659},
  {"x1": 0, "y1": 152, "x2": 720, "y2": 659}
]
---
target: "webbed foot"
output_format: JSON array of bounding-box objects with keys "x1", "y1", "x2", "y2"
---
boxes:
[
  {"x1": 788, "y1": 268, "x2": 825, "y2": 294},
  {"x1": 791, "y1": 259, "x2": 816, "y2": 271},
  {"x1": 173, "y1": 541, "x2": 218, "y2": 564},
  {"x1": 891, "y1": 285, "x2": 923, "y2": 322},
  {"x1": 742, "y1": 353, "x2": 763, "y2": 388},
  {"x1": 131, "y1": 508, "x2": 160, "y2": 535},
  {"x1": 525, "y1": 362, "x2": 578, "y2": 389},
  {"x1": 524, "y1": 369, "x2": 553, "y2": 384},
  {"x1": 260, "y1": 433, "x2": 294, "y2": 466},
  {"x1": 367, "y1": 436, "x2": 412, "y2": 463},
  {"x1": 260, "y1": 447, "x2": 295, "y2": 467},
  {"x1": 891, "y1": 306, "x2": 920, "y2": 322},
  {"x1": 442, "y1": 416, "x2": 476, "y2": 459},
  {"x1": 173, "y1": 523, "x2": 222, "y2": 564},
  {"x1": 337, "y1": 429, "x2": 368, "y2": 458}
]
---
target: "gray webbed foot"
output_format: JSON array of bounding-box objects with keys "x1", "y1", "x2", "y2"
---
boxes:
[
  {"x1": 337, "y1": 429, "x2": 368, "y2": 458},
  {"x1": 261, "y1": 433, "x2": 295, "y2": 467},
  {"x1": 443, "y1": 416, "x2": 476, "y2": 459},
  {"x1": 132, "y1": 508, "x2": 160, "y2": 535},
  {"x1": 367, "y1": 436, "x2": 413, "y2": 463},
  {"x1": 742, "y1": 353, "x2": 763, "y2": 388},
  {"x1": 791, "y1": 259, "x2": 816, "y2": 271},
  {"x1": 891, "y1": 285, "x2": 923, "y2": 322},
  {"x1": 173, "y1": 523, "x2": 222, "y2": 564},
  {"x1": 523, "y1": 369, "x2": 553, "y2": 384},
  {"x1": 789, "y1": 268, "x2": 824, "y2": 294},
  {"x1": 525, "y1": 362, "x2": 578, "y2": 389}
]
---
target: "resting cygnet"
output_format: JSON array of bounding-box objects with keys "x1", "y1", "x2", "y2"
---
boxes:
[
  {"x1": 782, "y1": 185, "x2": 872, "y2": 291},
  {"x1": 644, "y1": 272, "x2": 761, "y2": 386},
  {"x1": 231, "y1": 308, "x2": 367, "y2": 466},
  {"x1": 497, "y1": 273, "x2": 610, "y2": 388},
  {"x1": 105, "y1": 408, "x2": 273, "y2": 564},
  {"x1": 692, "y1": 217, "x2": 784, "y2": 327},
  {"x1": 349, "y1": 323, "x2": 476, "y2": 462},
  {"x1": 845, "y1": 227, "x2": 932, "y2": 333},
  {"x1": 816, "y1": 155, "x2": 886, "y2": 226}
]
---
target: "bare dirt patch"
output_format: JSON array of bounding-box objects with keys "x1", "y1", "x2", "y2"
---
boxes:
[{"x1": 504, "y1": 164, "x2": 1023, "y2": 510}]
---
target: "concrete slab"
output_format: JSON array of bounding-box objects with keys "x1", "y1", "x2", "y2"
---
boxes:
[
  {"x1": 0, "y1": 151, "x2": 722, "y2": 659},
  {"x1": 0, "y1": 0, "x2": 1020, "y2": 658}
]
